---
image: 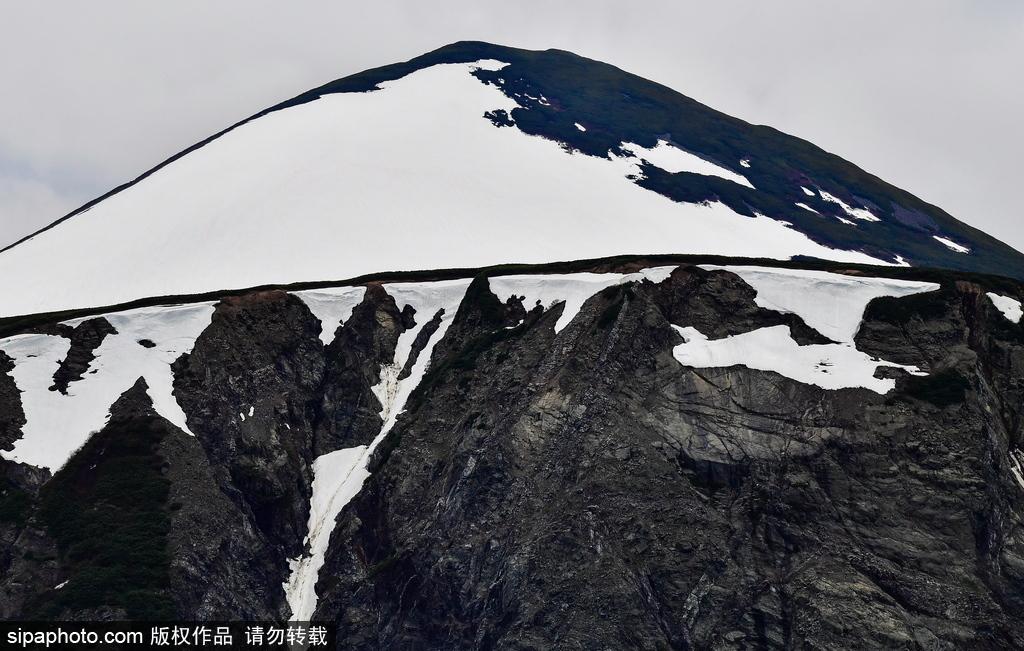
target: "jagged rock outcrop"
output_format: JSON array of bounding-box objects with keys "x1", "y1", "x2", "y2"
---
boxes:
[
  {"x1": 316, "y1": 285, "x2": 410, "y2": 454},
  {"x1": 0, "y1": 260, "x2": 1022, "y2": 649},
  {"x1": 49, "y1": 317, "x2": 118, "y2": 394},
  {"x1": 0, "y1": 351, "x2": 25, "y2": 451},
  {"x1": 172, "y1": 291, "x2": 326, "y2": 560},
  {"x1": 0, "y1": 458, "x2": 51, "y2": 619},
  {"x1": 310, "y1": 267, "x2": 1024, "y2": 649}
]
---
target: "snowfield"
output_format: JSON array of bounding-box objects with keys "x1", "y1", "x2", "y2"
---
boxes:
[
  {"x1": 0, "y1": 60, "x2": 887, "y2": 318},
  {"x1": 698, "y1": 266, "x2": 939, "y2": 343},
  {"x1": 0, "y1": 303, "x2": 215, "y2": 470},
  {"x1": 0, "y1": 266, "x2": 948, "y2": 473},
  {"x1": 671, "y1": 267, "x2": 940, "y2": 393},
  {"x1": 672, "y1": 325, "x2": 925, "y2": 393}
]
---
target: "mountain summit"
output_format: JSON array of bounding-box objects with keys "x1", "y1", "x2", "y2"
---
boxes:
[
  {"x1": 2, "y1": 43, "x2": 1024, "y2": 646},
  {"x1": 1, "y1": 41, "x2": 1020, "y2": 318}
]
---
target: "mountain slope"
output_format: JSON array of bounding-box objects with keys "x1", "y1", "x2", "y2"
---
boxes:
[
  {"x1": 2, "y1": 42, "x2": 1024, "y2": 648},
  {"x1": 1, "y1": 42, "x2": 1021, "y2": 319},
  {"x1": 1, "y1": 259, "x2": 1023, "y2": 647}
]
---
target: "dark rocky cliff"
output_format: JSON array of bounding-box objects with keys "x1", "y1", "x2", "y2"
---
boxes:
[{"x1": 1, "y1": 258, "x2": 1023, "y2": 649}]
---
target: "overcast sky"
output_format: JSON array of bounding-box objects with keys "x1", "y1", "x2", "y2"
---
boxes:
[{"x1": 1, "y1": 1, "x2": 1021, "y2": 250}]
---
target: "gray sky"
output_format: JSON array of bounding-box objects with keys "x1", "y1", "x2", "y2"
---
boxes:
[{"x1": 1, "y1": 1, "x2": 1021, "y2": 250}]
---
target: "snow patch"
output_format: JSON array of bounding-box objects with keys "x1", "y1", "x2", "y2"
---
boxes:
[
  {"x1": 574, "y1": 122, "x2": 587, "y2": 132},
  {"x1": 0, "y1": 303, "x2": 215, "y2": 470},
  {"x1": 819, "y1": 191, "x2": 880, "y2": 222},
  {"x1": 1011, "y1": 449, "x2": 1024, "y2": 490},
  {"x1": 801, "y1": 186, "x2": 817, "y2": 197},
  {"x1": 292, "y1": 286, "x2": 367, "y2": 345},
  {"x1": 933, "y1": 235, "x2": 970, "y2": 254},
  {"x1": 620, "y1": 140, "x2": 755, "y2": 189},
  {"x1": 795, "y1": 202, "x2": 819, "y2": 214},
  {"x1": 987, "y1": 292, "x2": 1023, "y2": 323},
  {"x1": 699, "y1": 265, "x2": 939, "y2": 343},
  {"x1": 284, "y1": 446, "x2": 367, "y2": 621},
  {"x1": 740, "y1": 159, "x2": 751, "y2": 168},
  {"x1": 284, "y1": 278, "x2": 471, "y2": 621},
  {"x1": 672, "y1": 325, "x2": 925, "y2": 393},
  {"x1": 489, "y1": 267, "x2": 676, "y2": 333},
  {"x1": 469, "y1": 59, "x2": 509, "y2": 72}
]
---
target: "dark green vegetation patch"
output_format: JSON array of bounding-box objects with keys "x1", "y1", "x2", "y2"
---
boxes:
[{"x1": 30, "y1": 415, "x2": 174, "y2": 620}]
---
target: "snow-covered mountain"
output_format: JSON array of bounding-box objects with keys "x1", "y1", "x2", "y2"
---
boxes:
[
  {"x1": 1, "y1": 42, "x2": 1021, "y2": 319},
  {"x1": 2, "y1": 43, "x2": 1024, "y2": 647}
]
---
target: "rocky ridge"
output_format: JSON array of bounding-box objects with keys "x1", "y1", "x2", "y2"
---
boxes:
[{"x1": 0, "y1": 258, "x2": 1022, "y2": 649}]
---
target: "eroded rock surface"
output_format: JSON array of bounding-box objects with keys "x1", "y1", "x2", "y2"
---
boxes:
[{"x1": 0, "y1": 263, "x2": 1022, "y2": 649}]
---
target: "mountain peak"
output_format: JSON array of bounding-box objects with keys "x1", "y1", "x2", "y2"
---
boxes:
[{"x1": 1, "y1": 43, "x2": 1020, "y2": 319}]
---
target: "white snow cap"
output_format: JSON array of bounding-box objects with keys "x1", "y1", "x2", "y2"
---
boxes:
[
  {"x1": 987, "y1": 292, "x2": 1022, "y2": 323},
  {"x1": 0, "y1": 60, "x2": 890, "y2": 318}
]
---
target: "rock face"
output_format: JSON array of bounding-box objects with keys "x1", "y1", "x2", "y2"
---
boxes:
[
  {"x1": 1, "y1": 259, "x2": 1023, "y2": 649},
  {"x1": 49, "y1": 317, "x2": 118, "y2": 394},
  {"x1": 315, "y1": 285, "x2": 409, "y2": 454},
  {"x1": 0, "y1": 351, "x2": 26, "y2": 451},
  {"x1": 172, "y1": 291, "x2": 326, "y2": 561}
]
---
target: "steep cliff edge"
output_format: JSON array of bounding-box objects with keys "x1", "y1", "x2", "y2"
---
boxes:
[{"x1": 1, "y1": 258, "x2": 1022, "y2": 649}]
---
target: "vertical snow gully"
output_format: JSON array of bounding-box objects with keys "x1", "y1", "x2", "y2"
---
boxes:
[{"x1": 284, "y1": 279, "x2": 471, "y2": 621}]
